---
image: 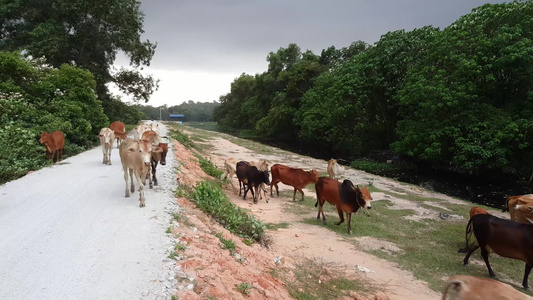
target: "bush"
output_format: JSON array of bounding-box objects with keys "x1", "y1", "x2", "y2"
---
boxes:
[
  {"x1": 192, "y1": 181, "x2": 266, "y2": 242},
  {"x1": 197, "y1": 155, "x2": 223, "y2": 178}
]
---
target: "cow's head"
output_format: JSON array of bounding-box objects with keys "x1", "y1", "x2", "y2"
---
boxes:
[
  {"x1": 138, "y1": 139, "x2": 162, "y2": 167},
  {"x1": 39, "y1": 132, "x2": 49, "y2": 144},
  {"x1": 328, "y1": 158, "x2": 337, "y2": 167},
  {"x1": 355, "y1": 186, "x2": 372, "y2": 210},
  {"x1": 260, "y1": 169, "x2": 270, "y2": 185},
  {"x1": 152, "y1": 143, "x2": 168, "y2": 165},
  {"x1": 514, "y1": 204, "x2": 533, "y2": 224},
  {"x1": 308, "y1": 170, "x2": 319, "y2": 183},
  {"x1": 98, "y1": 128, "x2": 114, "y2": 145}
]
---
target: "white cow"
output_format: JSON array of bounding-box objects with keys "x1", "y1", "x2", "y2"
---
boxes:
[
  {"x1": 327, "y1": 158, "x2": 345, "y2": 179},
  {"x1": 98, "y1": 127, "x2": 115, "y2": 165}
]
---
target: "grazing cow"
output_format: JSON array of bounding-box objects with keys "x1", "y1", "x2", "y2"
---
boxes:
[
  {"x1": 119, "y1": 138, "x2": 162, "y2": 207},
  {"x1": 109, "y1": 121, "x2": 126, "y2": 148},
  {"x1": 462, "y1": 214, "x2": 533, "y2": 289},
  {"x1": 150, "y1": 142, "x2": 168, "y2": 186},
  {"x1": 327, "y1": 158, "x2": 345, "y2": 179},
  {"x1": 442, "y1": 275, "x2": 533, "y2": 300},
  {"x1": 39, "y1": 131, "x2": 65, "y2": 162},
  {"x1": 98, "y1": 127, "x2": 115, "y2": 165},
  {"x1": 270, "y1": 164, "x2": 319, "y2": 201},
  {"x1": 242, "y1": 166, "x2": 271, "y2": 204},
  {"x1": 507, "y1": 195, "x2": 533, "y2": 224},
  {"x1": 458, "y1": 207, "x2": 491, "y2": 253},
  {"x1": 315, "y1": 177, "x2": 372, "y2": 234}
]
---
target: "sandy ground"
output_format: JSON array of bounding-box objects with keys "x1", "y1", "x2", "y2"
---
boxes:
[{"x1": 0, "y1": 122, "x2": 181, "y2": 300}]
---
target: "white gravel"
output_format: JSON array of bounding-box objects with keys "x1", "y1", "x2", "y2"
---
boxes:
[{"x1": 0, "y1": 122, "x2": 180, "y2": 300}]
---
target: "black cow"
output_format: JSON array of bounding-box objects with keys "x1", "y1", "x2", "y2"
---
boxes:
[
  {"x1": 150, "y1": 142, "x2": 168, "y2": 186},
  {"x1": 236, "y1": 161, "x2": 251, "y2": 196},
  {"x1": 462, "y1": 214, "x2": 533, "y2": 289},
  {"x1": 243, "y1": 165, "x2": 270, "y2": 204}
]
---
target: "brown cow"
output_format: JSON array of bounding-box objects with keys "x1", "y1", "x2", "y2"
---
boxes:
[
  {"x1": 270, "y1": 164, "x2": 319, "y2": 201},
  {"x1": 442, "y1": 275, "x2": 533, "y2": 300},
  {"x1": 39, "y1": 131, "x2": 65, "y2": 162},
  {"x1": 150, "y1": 142, "x2": 168, "y2": 186},
  {"x1": 507, "y1": 195, "x2": 533, "y2": 224},
  {"x1": 109, "y1": 121, "x2": 126, "y2": 148},
  {"x1": 462, "y1": 214, "x2": 533, "y2": 289},
  {"x1": 119, "y1": 138, "x2": 162, "y2": 207},
  {"x1": 98, "y1": 127, "x2": 115, "y2": 165},
  {"x1": 315, "y1": 177, "x2": 372, "y2": 234}
]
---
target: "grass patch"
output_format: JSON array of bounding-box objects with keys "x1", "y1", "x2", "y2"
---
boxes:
[
  {"x1": 266, "y1": 222, "x2": 291, "y2": 230},
  {"x1": 168, "y1": 127, "x2": 198, "y2": 150},
  {"x1": 192, "y1": 180, "x2": 266, "y2": 243},
  {"x1": 216, "y1": 232, "x2": 236, "y2": 256},
  {"x1": 271, "y1": 257, "x2": 370, "y2": 299},
  {"x1": 196, "y1": 155, "x2": 223, "y2": 178},
  {"x1": 234, "y1": 282, "x2": 253, "y2": 296}
]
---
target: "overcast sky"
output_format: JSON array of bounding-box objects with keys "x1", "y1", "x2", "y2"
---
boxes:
[{"x1": 116, "y1": 0, "x2": 505, "y2": 107}]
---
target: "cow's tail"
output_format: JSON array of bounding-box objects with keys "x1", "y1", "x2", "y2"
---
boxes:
[{"x1": 457, "y1": 217, "x2": 474, "y2": 253}]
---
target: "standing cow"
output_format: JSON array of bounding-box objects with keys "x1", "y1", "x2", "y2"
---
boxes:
[
  {"x1": 150, "y1": 142, "x2": 168, "y2": 186},
  {"x1": 315, "y1": 177, "x2": 372, "y2": 234},
  {"x1": 270, "y1": 164, "x2": 319, "y2": 201},
  {"x1": 98, "y1": 127, "x2": 115, "y2": 165},
  {"x1": 109, "y1": 121, "x2": 126, "y2": 148},
  {"x1": 39, "y1": 131, "x2": 65, "y2": 162},
  {"x1": 119, "y1": 138, "x2": 162, "y2": 207}
]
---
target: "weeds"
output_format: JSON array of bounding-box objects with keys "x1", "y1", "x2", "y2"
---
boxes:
[
  {"x1": 234, "y1": 282, "x2": 253, "y2": 296},
  {"x1": 216, "y1": 232, "x2": 236, "y2": 256},
  {"x1": 196, "y1": 155, "x2": 223, "y2": 178}
]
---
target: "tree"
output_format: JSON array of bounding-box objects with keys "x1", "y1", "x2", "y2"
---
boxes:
[
  {"x1": 0, "y1": 0, "x2": 158, "y2": 110},
  {"x1": 393, "y1": 1, "x2": 533, "y2": 175}
]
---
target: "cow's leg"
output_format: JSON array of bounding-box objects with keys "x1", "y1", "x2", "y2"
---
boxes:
[
  {"x1": 108, "y1": 147, "x2": 112, "y2": 165},
  {"x1": 134, "y1": 170, "x2": 145, "y2": 207},
  {"x1": 243, "y1": 185, "x2": 250, "y2": 200},
  {"x1": 123, "y1": 167, "x2": 130, "y2": 197},
  {"x1": 299, "y1": 189, "x2": 305, "y2": 201},
  {"x1": 480, "y1": 246, "x2": 496, "y2": 278},
  {"x1": 523, "y1": 264, "x2": 532, "y2": 289},
  {"x1": 317, "y1": 200, "x2": 327, "y2": 224},
  {"x1": 251, "y1": 185, "x2": 258, "y2": 204},
  {"x1": 59, "y1": 148, "x2": 63, "y2": 162},
  {"x1": 270, "y1": 181, "x2": 279, "y2": 197},
  {"x1": 129, "y1": 169, "x2": 135, "y2": 193},
  {"x1": 347, "y1": 212, "x2": 352, "y2": 234},
  {"x1": 238, "y1": 180, "x2": 243, "y2": 196},
  {"x1": 334, "y1": 207, "x2": 345, "y2": 225}
]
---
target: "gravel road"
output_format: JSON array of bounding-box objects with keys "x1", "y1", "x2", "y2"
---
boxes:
[{"x1": 0, "y1": 122, "x2": 180, "y2": 300}]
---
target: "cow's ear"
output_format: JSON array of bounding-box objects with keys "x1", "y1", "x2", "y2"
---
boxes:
[{"x1": 153, "y1": 147, "x2": 163, "y2": 153}]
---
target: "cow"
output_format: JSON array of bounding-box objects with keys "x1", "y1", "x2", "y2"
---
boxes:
[
  {"x1": 141, "y1": 130, "x2": 162, "y2": 147},
  {"x1": 119, "y1": 138, "x2": 162, "y2": 207},
  {"x1": 134, "y1": 123, "x2": 151, "y2": 140},
  {"x1": 507, "y1": 195, "x2": 533, "y2": 224},
  {"x1": 242, "y1": 166, "x2": 271, "y2": 204},
  {"x1": 457, "y1": 207, "x2": 491, "y2": 253},
  {"x1": 442, "y1": 275, "x2": 533, "y2": 300},
  {"x1": 39, "y1": 131, "x2": 65, "y2": 162},
  {"x1": 327, "y1": 158, "x2": 345, "y2": 179},
  {"x1": 98, "y1": 127, "x2": 115, "y2": 165},
  {"x1": 236, "y1": 161, "x2": 251, "y2": 196},
  {"x1": 314, "y1": 177, "x2": 372, "y2": 234},
  {"x1": 270, "y1": 164, "x2": 319, "y2": 201},
  {"x1": 149, "y1": 123, "x2": 160, "y2": 135},
  {"x1": 462, "y1": 214, "x2": 533, "y2": 289},
  {"x1": 109, "y1": 121, "x2": 126, "y2": 148},
  {"x1": 150, "y1": 142, "x2": 168, "y2": 186}
]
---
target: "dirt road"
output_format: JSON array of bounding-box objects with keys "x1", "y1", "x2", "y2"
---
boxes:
[{"x1": 0, "y1": 122, "x2": 180, "y2": 300}]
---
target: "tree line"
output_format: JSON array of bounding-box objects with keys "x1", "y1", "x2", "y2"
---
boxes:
[
  {"x1": 0, "y1": 0, "x2": 154, "y2": 183},
  {"x1": 214, "y1": 1, "x2": 533, "y2": 181},
  {"x1": 138, "y1": 101, "x2": 220, "y2": 122}
]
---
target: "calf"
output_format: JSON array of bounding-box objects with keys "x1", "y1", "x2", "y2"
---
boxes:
[
  {"x1": 119, "y1": 138, "x2": 162, "y2": 207},
  {"x1": 243, "y1": 166, "x2": 271, "y2": 204},
  {"x1": 462, "y1": 214, "x2": 533, "y2": 289},
  {"x1": 109, "y1": 121, "x2": 126, "y2": 148},
  {"x1": 327, "y1": 158, "x2": 345, "y2": 179},
  {"x1": 270, "y1": 164, "x2": 319, "y2": 201},
  {"x1": 315, "y1": 177, "x2": 372, "y2": 234},
  {"x1": 39, "y1": 131, "x2": 65, "y2": 162},
  {"x1": 442, "y1": 275, "x2": 533, "y2": 300},
  {"x1": 98, "y1": 127, "x2": 115, "y2": 165},
  {"x1": 150, "y1": 142, "x2": 168, "y2": 186}
]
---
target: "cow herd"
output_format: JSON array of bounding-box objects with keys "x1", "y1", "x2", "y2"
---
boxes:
[
  {"x1": 40, "y1": 122, "x2": 168, "y2": 208},
  {"x1": 221, "y1": 158, "x2": 372, "y2": 233}
]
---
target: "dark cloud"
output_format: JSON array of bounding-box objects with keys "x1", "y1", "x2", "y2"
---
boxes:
[{"x1": 139, "y1": 0, "x2": 503, "y2": 74}]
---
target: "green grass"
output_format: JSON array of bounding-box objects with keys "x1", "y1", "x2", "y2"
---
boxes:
[
  {"x1": 266, "y1": 222, "x2": 291, "y2": 230},
  {"x1": 234, "y1": 282, "x2": 253, "y2": 296},
  {"x1": 216, "y1": 232, "x2": 236, "y2": 256},
  {"x1": 196, "y1": 155, "x2": 223, "y2": 178}
]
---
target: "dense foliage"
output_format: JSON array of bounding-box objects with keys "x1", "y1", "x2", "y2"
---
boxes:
[
  {"x1": 0, "y1": 52, "x2": 109, "y2": 182},
  {"x1": 138, "y1": 101, "x2": 220, "y2": 122},
  {"x1": 214, "y1": 1, "x2": 533, "y2": 180},
  {"x1": 0, "y1": 0, "x2": 157, "y2": 121}
]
